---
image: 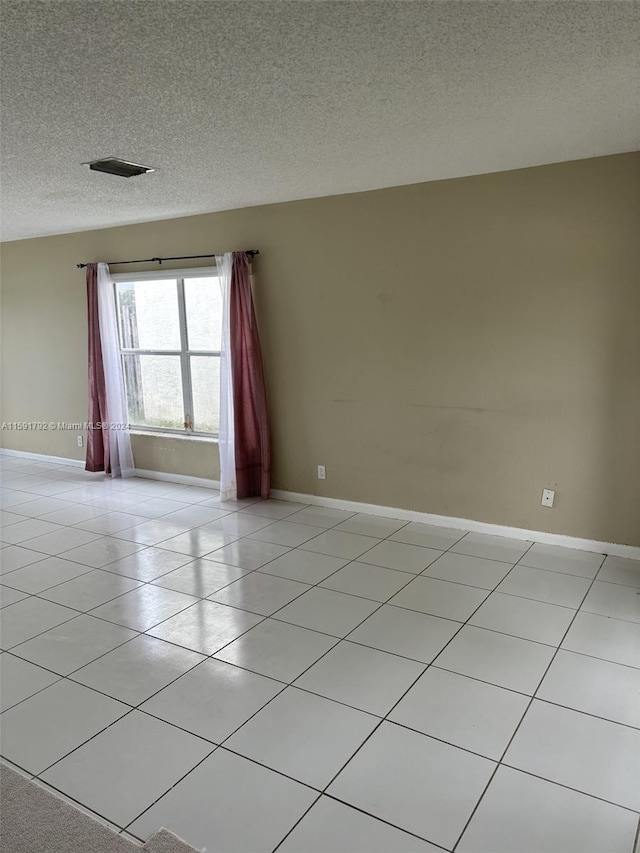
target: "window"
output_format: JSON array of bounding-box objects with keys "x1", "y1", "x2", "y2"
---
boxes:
[{"x1": 113, "y1": 268, "x2": 221, "y2": 436}]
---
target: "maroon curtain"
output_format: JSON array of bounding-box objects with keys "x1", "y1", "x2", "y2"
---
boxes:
[
  {"x1": 85, "y1": 264, "x2": 110, "y2": 473},
  {"x1": 230, "y1": 252, "x2": 271, "y2": 499}
]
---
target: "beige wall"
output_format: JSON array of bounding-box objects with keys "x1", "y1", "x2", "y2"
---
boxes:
[
  {"x1": 1, "y1": 153, "x2": 639, "y2": 545},
  {"x1": 130, "y1": 434, "x2": 219, "y2": 481}
]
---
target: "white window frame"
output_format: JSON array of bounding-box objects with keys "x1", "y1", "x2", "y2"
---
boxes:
[{"x1": 111, "y1": 266, "x2": 220, "y2": 438}]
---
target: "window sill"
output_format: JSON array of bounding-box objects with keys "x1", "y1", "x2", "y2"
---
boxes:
[{"x1": 129, "y1": 430, "x2": 218, "y2": 444}]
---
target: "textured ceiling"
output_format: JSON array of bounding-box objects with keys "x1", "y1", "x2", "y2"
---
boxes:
[{"x1": 1, "y1": 0, "x2": 638, "y2": 242}]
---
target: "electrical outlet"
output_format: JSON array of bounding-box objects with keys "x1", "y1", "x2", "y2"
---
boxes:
[
  {"x1": 77, "y1": 435, "x2": 84, "y2": 448},
  {"x1": 317, "y1": 465, "x2": 326, "y2": 480},
  {"x1": 541, "y1": 488, "x2": 555, "y2": 508}
]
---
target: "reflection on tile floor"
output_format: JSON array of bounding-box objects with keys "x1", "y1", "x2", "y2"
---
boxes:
[{"x1": 0, "y1": 453, "x2": 638, "y2": 852}]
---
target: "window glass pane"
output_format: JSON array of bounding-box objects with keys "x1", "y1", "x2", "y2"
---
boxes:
[
  {"x1": 184, "y1": 277, "x2": 222, "y2": 351},
  {"x1": 123, "y1": 354, "x2": 184, "y2": 430},
  {"x1": 116, "y1": 280, "x2": 180, "y2": 350},
  {"x1": 190, "y1": 355, "x2": 220, "y2": 434}
]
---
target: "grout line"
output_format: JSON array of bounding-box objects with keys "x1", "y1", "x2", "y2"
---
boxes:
[
  {"x1": 2, "y1": 468, "x2": 638, "y2": 847},
  {"x1": 110, "y1": 516, "x2": 450, "y2": 836},
  {"x1": 449, "y1": 556, "x2": 607, "y2": 851},
  {"x1": 633, "y1": 815, "x2": 640, "y2": 853},
  {"x1": 494, "y1": 763, "x2": 640, "y2": 815},
  {"x1": 269, "y1": 539, "x2": 543, "y2": 852}
]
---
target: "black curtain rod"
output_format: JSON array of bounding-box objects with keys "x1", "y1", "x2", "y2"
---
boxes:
[{"x1": 76, "y1": 250, "x2": 259, "y2": 270}]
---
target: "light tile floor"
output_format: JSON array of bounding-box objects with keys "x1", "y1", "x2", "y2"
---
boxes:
[{"x1": 0, "y1": 453, "x2": 639, "y2": 853}]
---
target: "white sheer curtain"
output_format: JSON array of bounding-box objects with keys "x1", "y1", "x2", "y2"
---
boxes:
[
  {"x1": 216, "y1": 252, "x2": 236, "y2": 500},
  {"x1": 97, "y1": 263, "x2": 135, "y2": 478}
]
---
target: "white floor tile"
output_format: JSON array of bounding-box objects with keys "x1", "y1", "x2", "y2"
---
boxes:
[
  {"x1": 151, "y1": 559, "x2": 249, "y2": 597},
  {"x1": 128, "y1": 481, "x2": 194, "y2": 499},
  {"x1": 121, "y1": 497, "x2": 191, "y2": 519},
  {"x1": 241, "y1": 498, "x2": 306, "y2": 520},
  {"x1": 83, "y1": 494, "x2": 148, "y2": 514},
  {"x1": 390, "y1": 667, "x2": 529, "y2": 759},
  {"x1": 327, "y1": 721, "x2": 495, "y2": 849},
  {"x1": 496, "y1": 564, "x2": 591, "y2": 608},
  {"x1": 0, "y1": 597, "x2": 78, "y2": 649},
  {"x1": 160, "y1": 505, "x2": 230, "y2": 527},
  {"x1": 321, "y1": 562, "x2": 413, "y2": 602},
  {"x1": 561, "y1": 611, "x2": 640, "y2": 669},
  {"x1": 19, "y1": 527, "x2": 102, "y2": 556},
  {"x1": 279, "y1": 796, "x2": 442, "y2": 853},
  {"x1": 152, "y1": 484, "x2": 216, "y2": 502},
  {"x1": 0, "y1": 510, "x2": 25, "y2": 528},
  {"x1": 348, "y1": 604, "x2": 460, "y2": 663},
  {"x1": 0, "y1": 491, "x2": 38, "y2": 509},
  {"x1": 0, "y1": 555, "x2": 94, "y2": 594},
  {"x1": 0, "y1": 653, "x2": 59, "y2": 711},
  {"x1": 275, "y1": 587, "x2": 379, "y2": 638},
  {"x1": 537, "y1": 649, "x2": 640, "y2": 727},
  {"x1": 283, "y1": 505, "x2": 353, "y2": 528},
  {"x1": 300, "y1": 530, "x2": 381, "y2": 560},
  {"x1": 40, "y1": 711, "x2": 212, "y2": 827},
  {"x1": 208, "y1": 571, "x2": 310, "y2": 615},
  {"x1": 214, "y1": 619, "x2": 337, "y2": 682},
  {"x1": 470, "y1": 592, "x2": 575, "y2": 645},
  {"x1": 0, "y1": 679, "x2": 128, "y2": 774},
  {"x1": 451, "y1": 533, "x2": 531, "y2": 564},
  {"x1": 102, "y1": 547, "x2": 192, "y2": 581},
  {"x1": 199, "y1": 495, "x2": 261, "y2": 511},
  {"x1": 40, "y1": 569, "x2": 143, "y2": 611},
  {"x1": 141, "y1": 657, "x2": 283, "y2": 742},
  {"x1": 1, "y1": 460, "x2": 637, "y2": 853},
  {"x1": 357, "y1": 541, "x2": 443, "y2": 574},
  {"x1": 433, "y1": 625, "x2": 555, "y2": 694},
  {"x1": 154, "y1": 527, "x2": 235, "y2": 557},
  {"x1": 520, "y1": 543, "x2": 604, "y2": 578},
  {"x1": 9, "y1": 497, "x2": 74, "y2": 518},
  {"x1": 390, "y1": 576, "x2": 489, "y2": 622},
  {"x1": 423, "y1": 552, "x2": 513, "y2": 590},
  {"x1": 75, "y1": 511, "x2": 148, "y2": 535},
  {"x1": 206, "y1": 538, "x2": 291, "y2": 569},
  {"x1": 10, "y1": 614, "x2": 137, "y2": 675},
  {"x1": 295, "y1": 641, "x2": 424, "y2": 716},
  {"x1": 258, "y1": 549, "x2": 348, "y2": 584},
  {"x1": 0, "y1": 585, "x2": 28, "y2": 607},
  {"x1": 1, "y1": 518, "x2": 63, "y2": 544},
  {"x1": 40, "y1": 504, "x2": 108, "y2": 525},
  {"x1": 18, "y1": 481, "x2": 78, "y2": 497},
  {"x1": 227, "y1": 686, "x2": 378, "y2": 788},
  {"x1": 71, "y1": 634, "x2": 205, "y2": 705},
  {"x1": 505, "y1": 699, "x2": 640, "y2": 810},
  {"x1": 581, "y1": 581, "x2": 640, "y2": 623},
  {"x1": 89, "y1": 585, "x2": 198, "y2": 631},
  {"x1": 248, "y1": 520, "x2": 323, "y2": 547},
  {"x1": 0, "y1": 545, "x2": 47, "y2": 574},
  {"x1": 203, "y1": 513, "x2": 275, "y2": 537},
  {"x1": 51, "y1": 486, "x2": 106, "y2": 504},
  {"x1": 457, "y1": 765, "x2": 638, "y2": 853},
  {"x1": 128, "y1": 748, "x2": 316, "y2": 852},
  {"x1": 147, "y1": 599, "x2": 263, "y2": 655},
  {"x1": 597, "y1": 555, "x2": 640, "y2": 589},
  {"x1": 112, "y1": 519, "x2": 190, "y2": 546},
  {"x1": 333, "y1": 513, "x2": 408, "y2": 538}
]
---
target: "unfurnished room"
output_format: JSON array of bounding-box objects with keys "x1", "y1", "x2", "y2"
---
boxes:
[{"x1": 0, "y1": 1, "x2": 639, "y2": 852}]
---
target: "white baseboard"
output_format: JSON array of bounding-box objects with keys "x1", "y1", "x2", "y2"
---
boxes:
[
  {"x1": 0, "y1": 448, "x2": 85, "y2": 468},
  {"x1": 271, "y1": 488, "x2": 640, "y2": 560},
  {"x1": 2, "y1": 448, "x2": 638, "y2": 559},
  {"x1": 133, "y1": 468, "x2": 221, "y2": 490}
]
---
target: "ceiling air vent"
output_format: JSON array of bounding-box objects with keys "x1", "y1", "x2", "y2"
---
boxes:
[{"x1": 84, "y1": 158, "x2": 154, "y2": 178}]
